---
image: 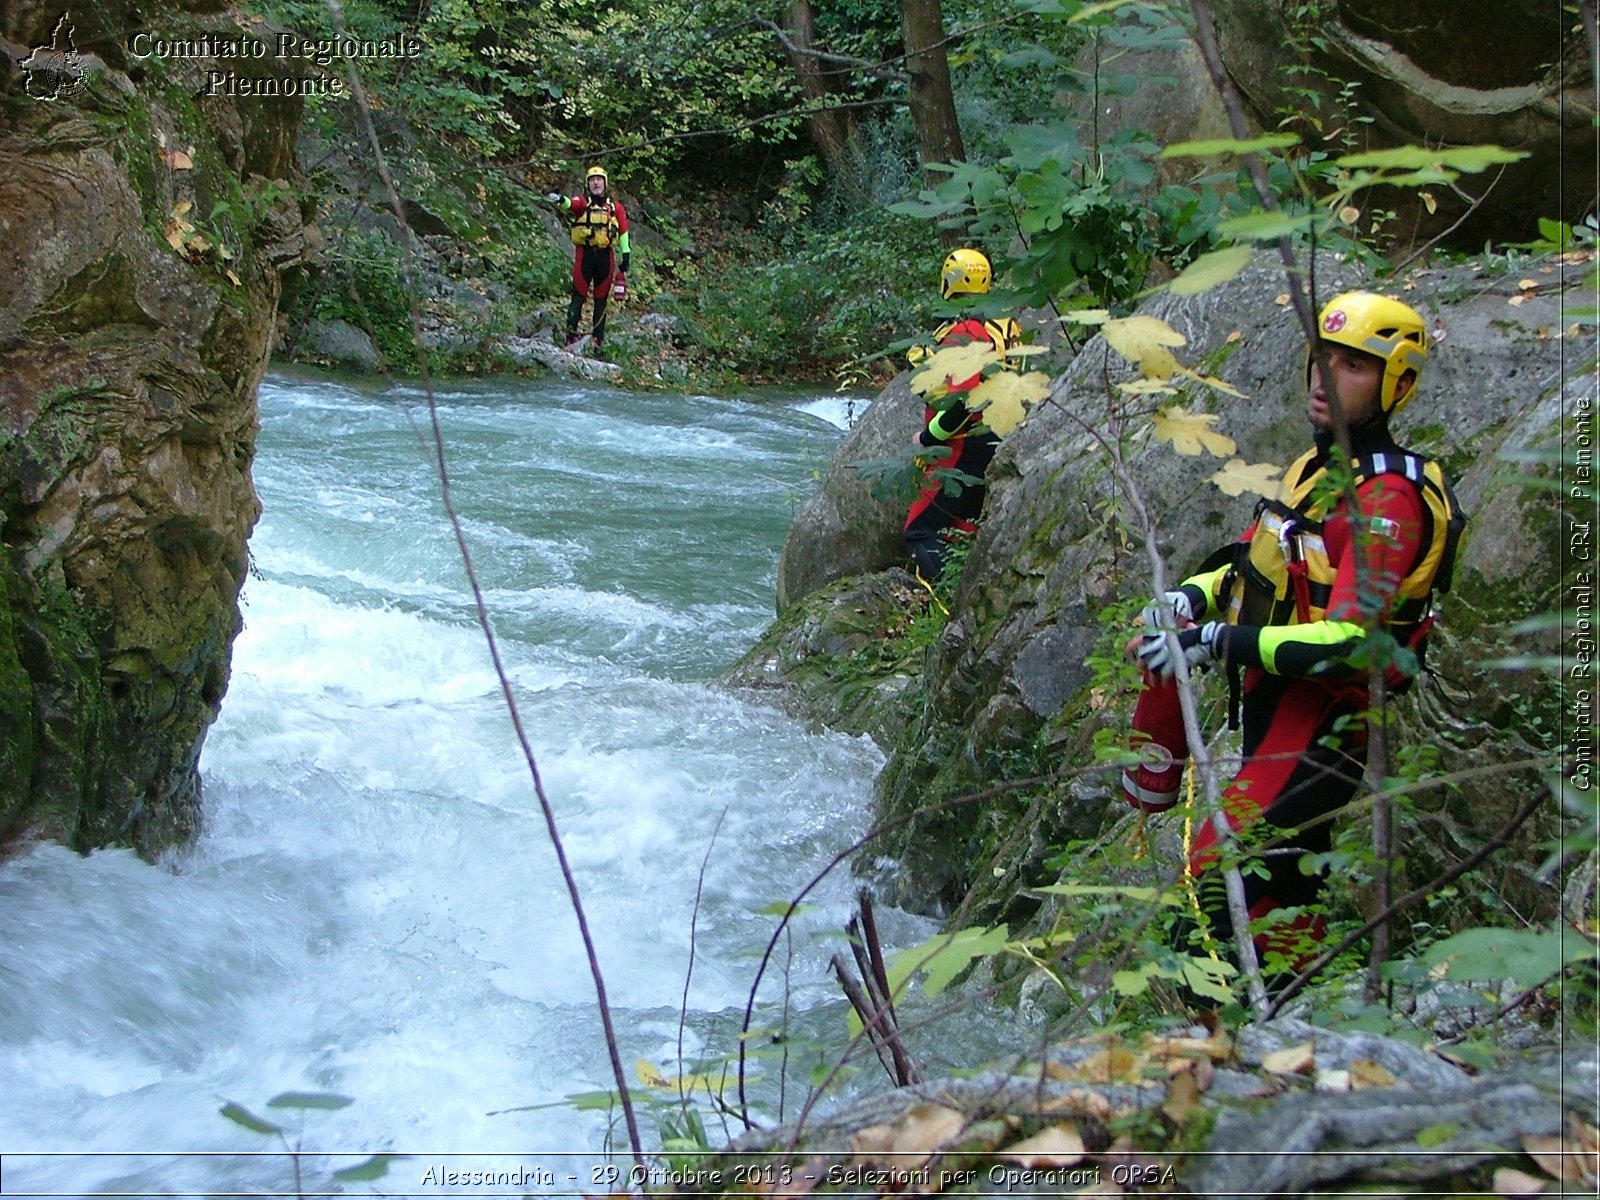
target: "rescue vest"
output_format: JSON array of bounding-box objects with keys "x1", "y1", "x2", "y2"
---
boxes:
[
  {"x1": 1221, "y1": 446, "x2": 1466, "y2": 644},
  {"x1": 569, "y1": 199, "x2": 620, "y2": 248}
]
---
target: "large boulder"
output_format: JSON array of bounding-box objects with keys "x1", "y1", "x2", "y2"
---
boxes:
[{"x1": 0, "y1": 2, "x2": 305, "y2": 853}]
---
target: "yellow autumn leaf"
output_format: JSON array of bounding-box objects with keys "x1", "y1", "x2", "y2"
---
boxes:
[
  {"x1": 1161, "y1": 1064, "x2": 1204, "y2": 1124},
  {"x1": 1062, "y1": 308, "x2": 1111, "y2": 326},
  {"x1": 1421, "y1": 191, "x2": 1437, "y2": 214},
  {"x1": 909, "y1": 342, "x2": 999, "y2": 397},
  {"x1": 1175, "y1": 366, "x2": 1248, "y2": 399},
  {"x1": 173, "y1": 199, "x2": 192, "y2": 217},
  {"x1": 887, "y1": 1103, "x2": 967, "y2": 1163},
  {"x1": 1348, "y1": 1058, "x2": 1397, "y2": 1089},
  {"x1": 1210, "y1": 458, "x2": 1284, "y2": 498},
  {"x1": 1102, "y1": 316, "x2": 1188, "y2": 380},
  {"x1": 1261, "y1": 1041, "x2": 1315, "y2": 1075},
  {"x1": 1151, "y1": 406, "x2": 1237, "y2": 457},
  {"x1": 1059, "y1": 1044, "x2": 1143, "y2": 1084},
  {"x1": 969, "y1": 370, "x2": 1049, "y2": 436},
  {"x1": 224, "y1": 269, "x2": 242, "y2": 287},
  {"x1": 634, "y1": 1059, "x2": 670, "y2": 1089},
  {"x1": 1337, "y1": 205, "x2": 1361, "y2": 225},
  {"x1": 998, "y1": 1124, "x2": 1086, "y2": 1168},
  {"x1": 1225, "y1": 329, "x2": 1243, "y2": 343},
  {"x1": 164, "y1": 226, "x2": 187, "y2": 251},
  {"x1": 164, "y1": 149, "x2": 194, "y2": 170},
  {"x1": 1117, "y1": 378, "x2": 1178, "y2": 395}
]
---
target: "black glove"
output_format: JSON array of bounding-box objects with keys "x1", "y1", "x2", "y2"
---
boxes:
[
  {"x1": 620, "y1": 252, "x2": 631, "y2": 274},
  {"x1": 1137, "y1": 620, "x2": 1225, "y2": 682}
]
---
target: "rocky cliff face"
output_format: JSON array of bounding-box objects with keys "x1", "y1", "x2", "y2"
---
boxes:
[
  {"x1": 746, "y1": 255, "x2": 1581, "y2": 920},
  {"x1": 0, "y1": 2, "x2": 306, "y2": 853}
]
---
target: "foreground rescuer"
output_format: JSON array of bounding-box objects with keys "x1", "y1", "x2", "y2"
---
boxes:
[
  {"x1": 1124, "y1": 291, "x2": 1466, "y2": 983},
  {"x1": 547, "y1": 165, "x2": 631, "y2": 350},
  {"x1": 902, "y1": 248, "x2": 1021, "y2": 581}
]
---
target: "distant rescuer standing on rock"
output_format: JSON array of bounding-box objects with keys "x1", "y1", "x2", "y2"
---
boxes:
[
  {"x1": 1122, "y1": 291, "x2": 1466, "y2": 985},
  {"x1": 902, "y1": 248, "x2": 1021, "y2": 582},
  {"x1": 547, "y1": 164, "x2": 630, "y2": 351}
]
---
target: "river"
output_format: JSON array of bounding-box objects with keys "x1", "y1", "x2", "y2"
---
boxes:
[{"x1": 0, "y1": 372, "x2": 939, "y2": 1197}]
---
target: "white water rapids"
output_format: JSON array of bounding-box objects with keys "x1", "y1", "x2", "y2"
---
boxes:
[{"x1": 0, "y1": 373, "x2": 955, "y2": 1198}]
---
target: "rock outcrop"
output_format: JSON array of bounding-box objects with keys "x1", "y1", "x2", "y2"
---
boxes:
[
  {"x1": 0, "y1": 2, "x2": 306, "y2": 853},
  {"x1": 750, "y1": 254, "x2": 1582, "y2": 918}
]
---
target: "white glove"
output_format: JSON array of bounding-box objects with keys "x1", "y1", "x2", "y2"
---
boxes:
[
  {"x1": 1137, "y1": 620, "x2": 1225, "y2": 682},
  {"x1": 1140, "y1": 589, "x2": 1196, "y2": 635},
  {"x1": 545, "y1": 192, "x2": 563, "y2": 206}
]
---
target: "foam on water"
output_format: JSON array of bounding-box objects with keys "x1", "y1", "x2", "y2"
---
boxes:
[{"x1": 0, "y1": 372, "x2": 913, "y2": 1196}]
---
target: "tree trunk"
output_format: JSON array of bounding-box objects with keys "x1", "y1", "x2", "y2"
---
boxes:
[
  {"x1": 783, "y1": 0, "x2": 863, "y2": 187},
  {"x1": 898, "y1": 0, "x2": 965, "y2": 186}
]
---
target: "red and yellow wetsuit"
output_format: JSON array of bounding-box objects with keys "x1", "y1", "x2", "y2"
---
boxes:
[
  {"x1": 1125, "y1": 433, "x2": 1456, "y2": 971},
  {"x1": 902, "y1": 315, "x2": 1019, "y2": 580}
]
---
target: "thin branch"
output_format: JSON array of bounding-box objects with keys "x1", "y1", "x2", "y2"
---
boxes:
[
  {"x1": 755, "y1": 19, "x2": 908, "y2": 82},
  {"x1": 1390, "y1": 167, "x2": 1508, "y2": 275},
  {"x1": 325, "y1": 0, "x2": 643, "y2": 1166}
]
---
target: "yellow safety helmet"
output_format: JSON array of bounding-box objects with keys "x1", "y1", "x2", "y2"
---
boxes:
[
  {"x1": 940, "y1": 248, "x2": 992, "y2": 300},
  {"x1": 1312, "y1": 291, "x2": 1429, "y2": 415},
  {"x1": 585, "y1": 164, "x2": 608, "y2": 184}
]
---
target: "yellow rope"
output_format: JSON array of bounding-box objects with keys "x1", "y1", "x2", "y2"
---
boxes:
[
  {"x1": 912, "y1": 567, "x2": 948, "y2": 616},
  {"x1": 1181, "y1": 762, "x2": 1225, "y2": 965}
]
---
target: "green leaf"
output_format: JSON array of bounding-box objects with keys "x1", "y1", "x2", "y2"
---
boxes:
[
  {"x1": 334, "y1": 1155, "x2": 405, "y2": 1183},
  {"x1": 563, "y1": 1089, "x2": 619, "y2": 1112},
  {"x1": 1415, "y1": 1122, "x2": 1460, "y2": 1149},
  {"x1": 1335, "y1": 145, "x2": 1529, "y2": 172},
  {"x1": 267, "y1": 1091, "x2": 354, "y2": 1111},
  {"x1": 219, "y1": 1102, "x2": 282, "y2": 1136},
  {"x1": 1419, "y1": 926, "x2": 1596, "y2": 986},
  {"x1": 1216, "y1": 209, "x2": 1315, "y2": 242},
  {"x1": 1161, "y1": 133, "x2": 1299, "y2": 158},
  {"x1": 1167, "y1": 245, "x2": 1253, "y2": 295},
  {"x1": 886, "y1": 925, "x2": 1011, "y2": 999},
  {"x1": 754, "y1": 900, "x2": 816, "y2": 919}
]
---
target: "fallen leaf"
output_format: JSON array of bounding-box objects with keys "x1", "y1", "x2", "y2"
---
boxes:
[
  {"x1": 999, "y1": 1124, "x2": 1086, "y2": 1168},
  {"x1": 1261, "y1": 1041, "x2": 1315, "y2": 1076},
  {"x1": 1151, "y1": 406, "x2": 1236, "y2": 457},
  {"x1": 1038, "y1": 1086, "x2": 1113, "y2": 1121},
  {"x1": 1225, "y1": 329, "x2": 1243, "y2": 343},
  {"x1": 850, "y1": 1122, "x2": 897, "y2": 1158},
  {"x1": 1209, "y1": 458, "x2": 1283, "y2": 498},
  {"x1": 1144, "y1": 1028, "x2": 1233, "y2": 1063},
  {"x1": 1059, "y1": 1045, "x2": 1143, "y2": 1084},
  {"x1": 1161, "y1": 1065, "x2": 1203, "y2": 1124},
  {"x1": 1314, "y1": 1068, "x2": 1351, "y2": 1092},
  {"x1": 1337, "y1": 205, "x2": 1361, "y2": 225},
  {"x1": 173, "y1": 199, "x2": 192, "y2": 217},
  {"x1": 1518, "y1": 278, "x2": 1538, "y2": 290},
  {"x1": 224, "y1": 269, "x2": 242, "y2": 287},
  {"x1": 164, "y1": 149, "x2": 193, "y2": 170},
  {"x1": 1509, "y1": 295, "x2": 1526, "y2": 307},
  {"x1": 890, "y1": 1103, "x2": 967, "y2": 1160},
  {"x1": 1274, "y1": 292, "x2": 1291, "y2": 306},
  {"x1": 1348, "y1": 1058, "x2": 1397, "y2": 1089},
  {"x1": 1522, "y1": 1133, "x2": 1579, "y2": 1182},
  {"x1": 1491, "y1": 1166, "x2": 1550, "y2": 1197}
]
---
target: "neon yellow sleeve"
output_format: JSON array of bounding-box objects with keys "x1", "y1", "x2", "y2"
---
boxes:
[
  {"x1": 1180, "y1": 563, "x2": 1231, "y2": 619},
  {"x1": 617, "y1": 230, "x2": 631, "y2": 255},
  {"x1": 1255, "y1": 618, "x2": 1365, "y2": 675}
]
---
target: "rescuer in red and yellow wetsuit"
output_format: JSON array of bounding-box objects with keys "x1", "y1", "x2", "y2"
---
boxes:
[
  {"x1": 547, "y1": 164, "x2": 631, "y2": 350},
  {"x1": 902, "y1": 248, "x2": 1021, "y2": 582},
  {"x1": 1123, "y1": 291, "x2": 1465, "y2": 979}
]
